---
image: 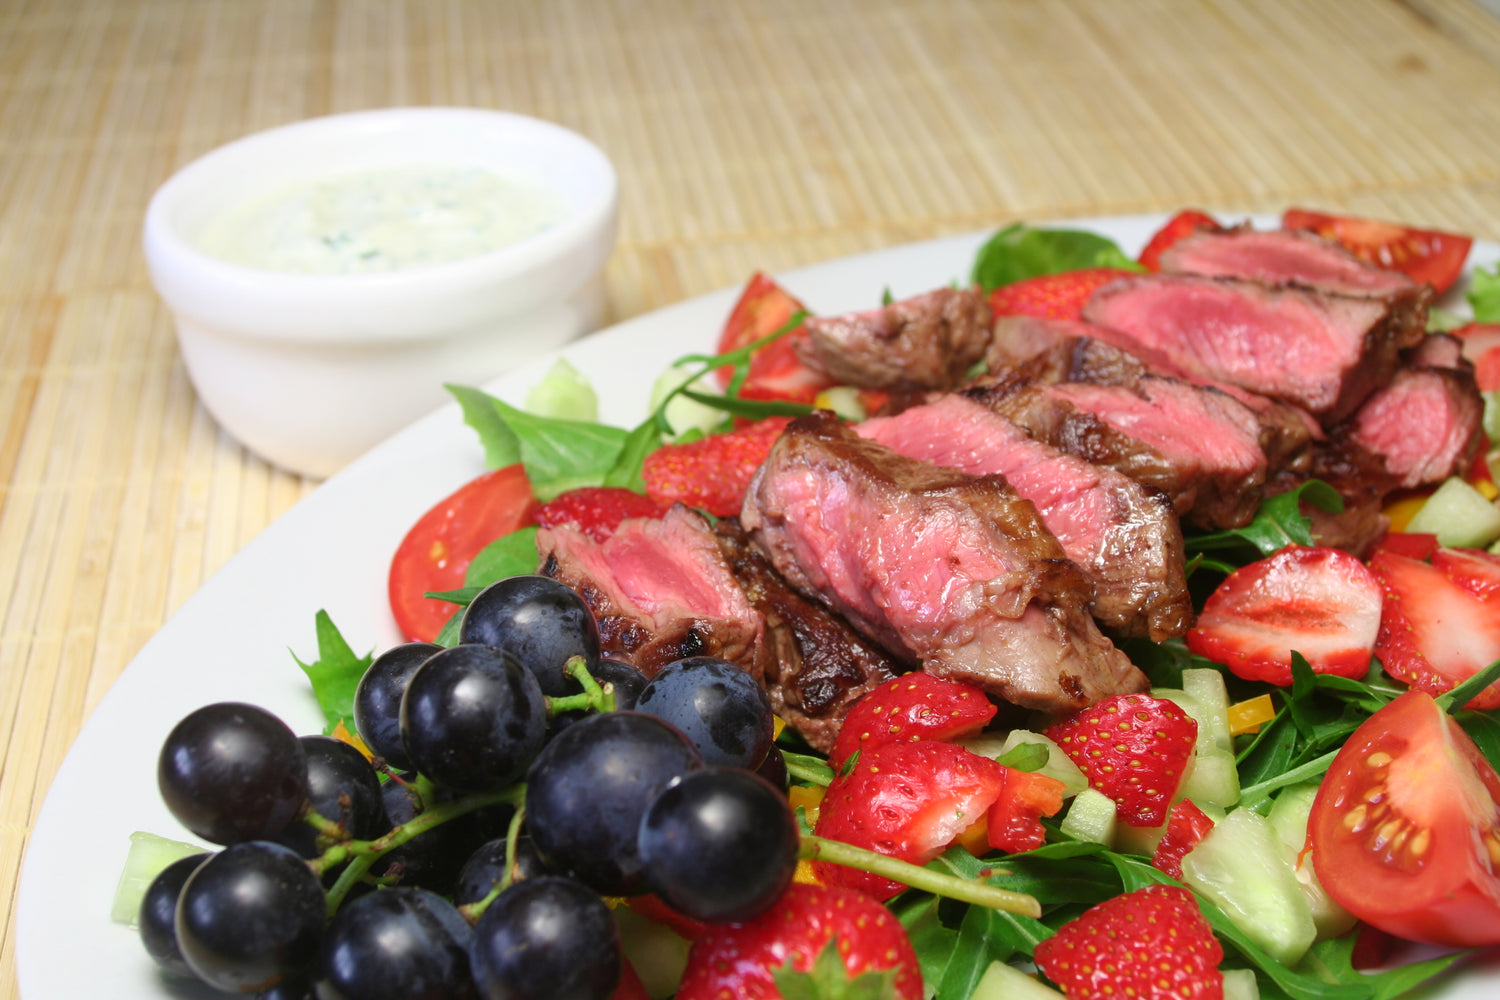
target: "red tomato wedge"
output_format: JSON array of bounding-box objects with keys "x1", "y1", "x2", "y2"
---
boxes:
[
  {"x1": 713, "y1": 271, "x2": 831, "y2": 404},
  {"x1": 1452, "y1": 322, "x2": 1500, "y2": 392},
  {"x1": 1309, "y1": 691, "x2": 1500, "y2": 947},
  {"x1": 1281, "y1": 208, "x2": 1472, "y2": 294},
  {"x1": 388, "y1": 465, "x2": 537, "y2": 642}
]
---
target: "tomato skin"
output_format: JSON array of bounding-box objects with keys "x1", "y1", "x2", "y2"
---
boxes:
[
  {"x1": 387, "y1": 465, "x2": 537, "y2": 642},
  {"x1": 713, "y1": 271, "x2": 832, "y2": 403},
  {"x1": 1281, "y1": 208, "x2": 1472, "y2": 294},
  {"x1": 1309, "y1": 691, "x2": 1500, "y2": 947}
]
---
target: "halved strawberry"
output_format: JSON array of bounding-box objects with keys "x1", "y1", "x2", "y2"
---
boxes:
[
  {"x1": 986, "y1": 267, "x2": 1135, "y2": 321},
  {"x1": 640, "y1": 416, "x2": 791, "y2": 518},
  {"x1": 676, "y1": 882, "x2": 922, "y2": 1000},
  {"x1": 1185, "y1": 545, "x2": 1382, "y2": 686},
  {"x1": 1370, "y1": 550, "x2": 1500, "y2": 710},
  {"x1": 1034, "y1": 884, "x2": 1224, "y2": 1000},
  {"x1": 532, "y1": 486, "x2": 670, "y2": 541},
  {"x1": 1372, "y1": 532, "x2": 1440, "y2": 562},
  {"x1": 1138, "y1": 209, "x2": 1222, "y2": 271},
  {"x1": 986, "y1": 766, "x2": 1068, "y2": 854},
  {"x1": 1151, "y1": 799, "x2": 1217, "y2": 880},
  {"x1": 1433, "y1": 546, "x2": 1500, "y2": 601},
  {"x1": 812, "y1": 740, "x2": 1007, "y2": 899},
  {"x1": 827, "y1": 671, "x2": 997, "y2": 771},
  {"x1": 1045, "y1": 693, "x2": 1197, "y2": 828}
]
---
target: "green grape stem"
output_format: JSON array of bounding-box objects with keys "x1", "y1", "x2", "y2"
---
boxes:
[
  {"x1": 316, "y1": 784, "x2": 525, "y2": 916},
  {"x1": 798, "y1": 834, "x2": 1041, "y2": 918},
  {"x1": 543, "y1": 656, "x2": 618, "y2": 716}
]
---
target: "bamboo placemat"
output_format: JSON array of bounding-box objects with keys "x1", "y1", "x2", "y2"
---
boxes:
[{"x1": 6, "y1": 0, "x2": 1500, "y2": 995}]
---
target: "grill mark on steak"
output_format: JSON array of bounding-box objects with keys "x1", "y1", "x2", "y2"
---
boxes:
[
  {"x1": 794, "y1": 286, "x2": 993, "y2": 391},
  {"x1": 856, "y1": 394, "x2": 1192, "y2": 641},
  {"x1": 740, "y1": 410, "x2": 1147, "y2": 714},
  {"x1": 1081, "y1": 273, "x2": 1428, "y2": 422},
  {"x1": 713, "y1": 521, "x2": 899, "y2": 752},
  {"x1": 537, "y1": 506, "x2": 766, "y2": 678}
]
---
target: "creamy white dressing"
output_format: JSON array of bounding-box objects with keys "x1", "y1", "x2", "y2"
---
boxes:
[{"x1": 196, "y1": 165, "x2": 569, "y2": 274}]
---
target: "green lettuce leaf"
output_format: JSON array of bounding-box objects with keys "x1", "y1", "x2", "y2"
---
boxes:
[
  {"x1": 970, "y1": 223, "x2": 1143, "y2": 291},
  {"x1": 291, "y1": 611, "x2": 372, "y2": 733}
]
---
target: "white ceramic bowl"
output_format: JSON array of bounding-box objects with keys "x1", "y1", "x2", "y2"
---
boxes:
[{"x1": 143, "y1": 107, "x2": 618, "y2": 478}]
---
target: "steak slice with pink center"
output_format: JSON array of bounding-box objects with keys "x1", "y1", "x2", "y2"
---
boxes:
[
  {"x1": 1159, "y1": 226, "x2": 1423, "y2": 298},
  {"x1": 538, "y1": 505, "x2": 766, "y2": 678},
  {"x1": 741, "y1": 411, "x2": 1146, "y2": 713},
  {"x1": 1081, "y1": 273, "x2": 1427, "y2": 421},
  {"x1": 857, "y1": 394, "x2": 1190, "y2": 641}
]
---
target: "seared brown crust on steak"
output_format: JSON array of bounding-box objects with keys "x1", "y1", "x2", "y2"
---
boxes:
[
  {"x1": 537, "y1": 506, "x2": 766, "y2": 678},
  {"x1": 1081, "y1": 273, "x2": 1429, "y2": 422},
  {"x1": 1159, "y1": 226, "x2": 1420, "y2": 298},
  {"x1": 857, "y1": 394, "x2": 1192, "y2": 641},
  {"x1": 795, "y1": 286, "x2": 993, "y2": 391},
  {"x1": 740, "y1": 411, "x2": 1147, "y2": 714},
  {"x1": 713, "y1": 521, "x2": 899, "y2": 752}
]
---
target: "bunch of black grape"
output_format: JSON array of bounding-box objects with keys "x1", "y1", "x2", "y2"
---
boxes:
[{"x1": 142, "y1": 575, "x2": 800, "y2": 999}]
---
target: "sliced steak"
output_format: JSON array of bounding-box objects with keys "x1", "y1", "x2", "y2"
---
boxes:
[
  {"x1": 1342, "y1": 334, "x2": 1483, "y2": 489},
  {"x1": 740, "y1": 410, "x2": 1147, "y2": 713},
  {"x1": 1159, "y1": 226, "x2": 1421, "y2": 298},
  {"x1": 537, "y1": 505, "x2": 766, "y2": 678},
  {"x1": 856, "y1": 394, "x2": 1191, "y2": 641},
  {"x1": 1081, "y1": 273, "x2": 1428, "y2": 422},
  {"x1": 795, "y1": 286, "x2": 993, "y2": 391},
  {"x1": 972, "y1": 376, "x2": 1269, "y2": 529},
  {"x1": 714, "y1": 521, "x2": 900, "y2": 752}
]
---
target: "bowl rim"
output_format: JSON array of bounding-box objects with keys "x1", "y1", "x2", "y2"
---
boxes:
[{"x1": 142, "y1": 106, "x2": 619, "y2": 342}]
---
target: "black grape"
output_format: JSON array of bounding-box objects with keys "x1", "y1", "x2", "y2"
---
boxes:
[
  {"x1": 637, "y1": 767, "x2": 798, "y2": 923},
  {"x1": 634, "y1": 656, "x2": 774, "y2": 769},
  {"x1": 453, "y1": 834, "x2": 551, "y2": 907},
  {"x1": 458, "y1": 575, "x2": 600, "y2": 696},
  {"x1": 276, "y1": 735, "x2": 385, "y2": 858},
  {"x1": 318, "y1": 887, "x2": 478, "y2": 1000},
  {"x1": 354, "y1": 642, "x2": 440, "y2": 770},
  {"x1": 468, "y1": 876, "x2": 619, "y2": 1000},
  {"x1": 400, "y1": 644, "x2": 547, "y2": 791},
  {"x1": 524, "y1": 711, "x2": 702, "y2": 895},
  {"x1": 158, "y1": 702, "x2": 309, "y2": 845},
  {"x1": 372, "y1": 778, "x2": 511, "y2": 895},
  {"x1": 174, "y1": 840, "x2": 326, "y2": 993},
  {"x1": 137, "y1": 852, "x2": 210, "y2": 979}
]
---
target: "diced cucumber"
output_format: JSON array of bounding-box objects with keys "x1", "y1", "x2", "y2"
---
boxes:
[
  {"x1": 1223, "y1": 968, "x2": 1261, "y2": 1000},
  {"x1": 959, "y1": 730, "x2": 1088, "y2": 796},
  {"x1": 110, "y1": 830, "x2": 208, "y2": 927},
  {"x1": 524, "y1": 357, "x2": 599, "y2": 422},
  {"x1": 1153, "y1": 679, "x2": 1240, "y2": 809},
  {"x1": 1181, "y1": 808, "x2": 1317, "y2": 966},
  {"x1": 971, "y1": 960, "x2": 1066, "y2": 1000},
  {"x1": 614, "y1": 904, "x2": 691, "y2": 1000},
  {"x1": 1059, "y1": 787, "x2": 1117, "y2": 845},
  {"x1": 648, "y1": 361, "x2": 723, "y2": 437},
  {"x1": 1266, "y1": 783, "x2": 1357, "y2": 939},
  {"x1": 1405, "y1": 476, "x2": 1500, "y2": 549}
]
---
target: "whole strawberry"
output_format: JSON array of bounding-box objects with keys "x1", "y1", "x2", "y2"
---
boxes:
[
  {"x1": 642, "y1": 416, "x2": 791, "y2": 517},
  {"x1": 1045, "y1": 693, "x2": 1196, "y2": 827},
  {"x1": 533, "y1": 486, "x2": 670, "y2": 541},
  {"x1": 1034, "y1": 884, "x2": 1224, "y2": 1000},
  {"x1": 676, "y1": 882, "x2": 923, "y2": 1000},
  {"x1": 987, "y1": 267, "x2": 1135, "y2": 320}
]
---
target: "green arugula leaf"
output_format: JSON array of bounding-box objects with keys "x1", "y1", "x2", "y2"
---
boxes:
[
  {"x1": 1468, "y1": 261, "x2": 1500, "y2": 323},
  {"x1": 995, "y1": 741, "x2": 1050, "y2": 772},
  {"x1": 969, "y1": 223, "x2": 1143, "y2": 291},
  {"x1": 1436, "y1": 657, "x2": 1500, "y2": 714},
  {"x1": 1186, "y1": 480, "x2": 1343, "y2": 559},
  {"x1": 291, "y1": 611, "x2": 373, "y2": 733},
  {"x1": 465, "y1": 527, "x2": 541, "y2": 590},
  {"x1": 935, "y1": 906, "x2": 1023, "y2": 997}
]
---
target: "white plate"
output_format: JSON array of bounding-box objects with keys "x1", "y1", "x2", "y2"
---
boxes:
[{"x1": 17, "y1": 214, "x2": 1499, "y2": 999}]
